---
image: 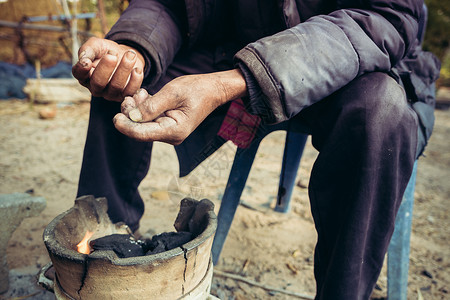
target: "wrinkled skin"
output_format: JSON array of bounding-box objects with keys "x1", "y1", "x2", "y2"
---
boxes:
[
  {"x1": 113, "y1": 69, "x2": 247, "y2": 145},
  {"x1": 72, "y1": 37, "x2": 145, "y2": 102}
]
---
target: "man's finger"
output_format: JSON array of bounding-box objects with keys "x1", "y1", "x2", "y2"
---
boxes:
[
  {"x1": 113, "y1": 113, "x2": 182, "y2": 144},
  {"x1": 133, "y1": 88, "x2": 150, "y2": 106},
  {"x1": 78, "y1": 46, "x2": 96, "y2": 61},
  {"x1": 72, "y1": 57, "x2": 92, "y2": 83},
  {"x1": 121, "y1": 96, "x2": 138, "y2": 118},
  {"x1": 120, "y1": 89, "x2": 150, "y2": 120},
  {"x1": 89, "y1": 50, "x2": 118, "y2": 96},
  {"x1": 122, "y1": 68, "x2": 144, "y2": 97},
  {"x1": 120, "y1": 88, "x2": 152, "y2": 122},
  {"x1": 104, "y1": 51, "x2": 138, "y2": 100},
  {"x1": 78, "y1": 38, "x2": 108, "y2": 61}
]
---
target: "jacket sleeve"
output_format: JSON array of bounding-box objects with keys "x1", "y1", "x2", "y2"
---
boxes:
[
  {"x1": 235, "y1": 0, "x2": 423, "y2": 123},
  {"x1": 106, "y1": 0, "x2": 186, "y2": 87}
]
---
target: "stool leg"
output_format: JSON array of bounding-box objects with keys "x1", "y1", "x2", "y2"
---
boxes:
[
  {"x1": 275, "y1": 132, "x2": 308, "y2": 213},
  {"x1": 212, "y1": 141, "x2": 261, "y2": 265},
  {"x1": 387, "y1": 161, "x2": 418, "y2": 300}
]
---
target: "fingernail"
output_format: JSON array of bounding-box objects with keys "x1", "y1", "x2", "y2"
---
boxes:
[
  {"x1": 107, "y1": 49, "x2": 118, "y2": 56},
  {"x1": 79, "y1": 50, "x2": 86, "y2": 59},
  {"x1": 125, "y1": 50, "x2": 136, "y2": 60},
  {"x1": 129, "y1": 109, "x2": 143, "y2": 122},
  {"x1": 134, "y1": 67, "x2": 142, "y2": 74},
  {"x1": 79, "y1": 57, "x2": 90, "y2": 68}
]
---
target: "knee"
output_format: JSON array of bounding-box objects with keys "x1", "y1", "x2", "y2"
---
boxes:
[
  {"x1": 341, "y1": 73, "x2": 418, "y2": 139},
  {"x1": 364, "y1": 73, "x2": 411, "y2": 128}
]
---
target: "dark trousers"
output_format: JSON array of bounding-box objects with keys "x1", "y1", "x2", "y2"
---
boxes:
[
  {"x1": 77, "y1": 67, "x2": 418, "y2": 298},
  {"x1": 298, "y1": 72, "x2": 418, "y2": 299}
]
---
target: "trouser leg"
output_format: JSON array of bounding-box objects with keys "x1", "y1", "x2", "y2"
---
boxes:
[
  {"x1": 299, "y1": 73, "x2": 418, "y2": 299},
  {"x1": 77, "y1": 97, "x2": 153, "y2": 232}
]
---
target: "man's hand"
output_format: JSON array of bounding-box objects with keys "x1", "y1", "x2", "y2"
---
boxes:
[
  {"x1": 113, "y1": 69, "x2": 248, "y2": 145},
  {"x1": 72, "y1": 37, "x2": 145, "y2": 101}
]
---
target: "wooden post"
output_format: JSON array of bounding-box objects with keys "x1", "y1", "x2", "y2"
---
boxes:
[
  {"x1": 72, "y1": 0, "x2": 79, "y2": 63},
  {"x1": 97, "y1": 0, "x2": 108, "y2": 36},
  {"x1": 0, "y1": 20, "x2": 93, "y2": 36},
  {"x1": 60, "y1": 0, "x2": 79, "y2": 65}
]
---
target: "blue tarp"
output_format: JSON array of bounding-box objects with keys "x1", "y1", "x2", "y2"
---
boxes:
[{"x1": 0, "y1": 61, "x2": 73, "y2": 99}]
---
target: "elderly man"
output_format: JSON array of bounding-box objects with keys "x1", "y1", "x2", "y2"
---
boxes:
[{"x1": 72, "y1": 0, "x2": 440, "y2": 298}]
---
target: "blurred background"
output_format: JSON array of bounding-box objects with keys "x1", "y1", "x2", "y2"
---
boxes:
[
  {"x1": 0, "y1": 0, "x2": 125, "y2": 66},
  {"x1": 0, "y1": 0, "x2": 128, "y2": 100}
]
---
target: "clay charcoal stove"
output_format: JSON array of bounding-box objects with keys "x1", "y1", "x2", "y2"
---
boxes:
[{"x1": 41, "y1": 195, "x2": 217, "y2": 300}]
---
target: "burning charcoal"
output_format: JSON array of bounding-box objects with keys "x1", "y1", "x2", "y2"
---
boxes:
[
  {"x1": 90, "y1": 234, "x2": 145, "y2": 258},
  {"x1": 144, "y1": 231, "x2": 193, "y2": 255}
]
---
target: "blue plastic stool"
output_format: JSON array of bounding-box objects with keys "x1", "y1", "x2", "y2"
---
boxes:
[
  {"x1": 211, "y1": 130, "x2": 419, "y2": 299},
  {"x1": 387, "y1": 161, "x2": 418, "y2": 300},
  {"x1": 211, "y1": 126, "x2": 308, "y2": 265}
]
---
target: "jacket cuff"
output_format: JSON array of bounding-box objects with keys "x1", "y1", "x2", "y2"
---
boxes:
[{"x1": 235, "y1": 48, "x2": 287, "y2": 124}]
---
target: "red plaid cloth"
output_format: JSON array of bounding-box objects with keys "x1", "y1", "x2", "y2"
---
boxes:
[{"x1": 217, "y1": 98, "x2": 261, "y2": 148}]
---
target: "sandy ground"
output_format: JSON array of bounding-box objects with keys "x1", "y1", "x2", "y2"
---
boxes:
[{"x1": 0, "y1": 98, "x2": 449, "y2": 299}]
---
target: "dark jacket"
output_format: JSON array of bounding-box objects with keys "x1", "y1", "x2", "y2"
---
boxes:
[{"x1": 106, "y1": 0, "x2": 440, "y2": 174}]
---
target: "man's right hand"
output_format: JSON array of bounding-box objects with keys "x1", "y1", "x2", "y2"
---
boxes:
[
  {"x1": 72, "y1": 37, "x2": 145, "y2": 102},
  {"x1": 113, "y1": 69, "x2": 248, "y2": 145}
]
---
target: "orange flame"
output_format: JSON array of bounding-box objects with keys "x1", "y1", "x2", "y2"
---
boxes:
[{"x1": 77, "y1": 230, "x2": 94, "y2": 254}]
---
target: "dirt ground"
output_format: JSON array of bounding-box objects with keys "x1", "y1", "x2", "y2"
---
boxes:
[{"x1": 0, "y1": 97, "x2": 449, "y2": 299}]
